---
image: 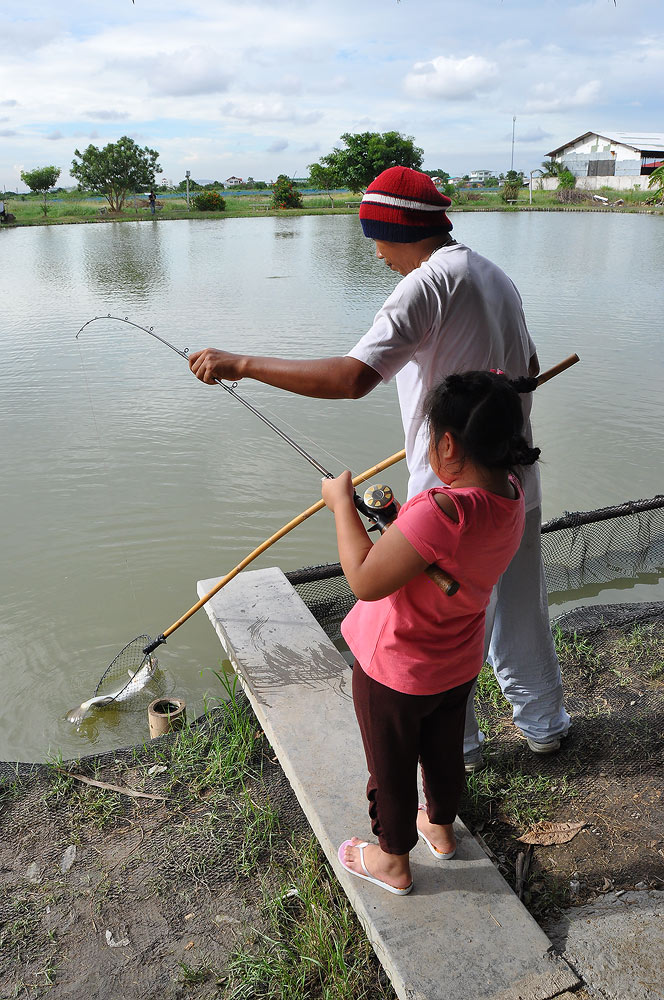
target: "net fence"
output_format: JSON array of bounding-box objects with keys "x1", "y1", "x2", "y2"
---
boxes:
[{"x1": 285, "y1": 494, "x2": 664, "y2": 642}]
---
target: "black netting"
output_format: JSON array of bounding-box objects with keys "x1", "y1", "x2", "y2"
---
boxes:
[
  {"x1": 286, "y1": 495, "x2": 664, "y2": 643},
  {"x1": 542, "y1": 495, "x2": 664, "y2": 594}
]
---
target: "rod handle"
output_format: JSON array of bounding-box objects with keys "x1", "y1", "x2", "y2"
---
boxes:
[
  {"x1": 425, "y1": 564, "x2": 460, "y2": 596},
  {"x1": 536, "y1": 353, "x2": 579, "y2": 386}
]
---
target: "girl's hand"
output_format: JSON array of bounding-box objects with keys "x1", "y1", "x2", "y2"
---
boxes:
[{"x1": 321, "y1": 471, "x2": 354, "y2": 512}]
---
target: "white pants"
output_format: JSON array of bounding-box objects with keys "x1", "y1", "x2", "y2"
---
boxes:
[{"x1": 463, "y1": 505, "x2": 571, "y2": 753}]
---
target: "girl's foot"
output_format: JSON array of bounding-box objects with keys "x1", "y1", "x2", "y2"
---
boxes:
[
  {"x1": 416, "y1": 805, "x2": 457, "y2": 858},
  {"x1": 340, "y1": 837, "x2": 412, "y2": 891}
]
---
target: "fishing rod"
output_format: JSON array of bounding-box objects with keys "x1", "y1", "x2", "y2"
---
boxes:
[{"x1": 76, "y1": 315, "x2": 402, "y2": 535}]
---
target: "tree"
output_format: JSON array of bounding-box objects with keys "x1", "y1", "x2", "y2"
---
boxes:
[
  {"x1": 647, "y1": 164, "x2": 664, "y2": 203},
  {"x1": 501, "y1": 169, "x2": 522, "y2": 203},
  {"x1": 308, "y1": 162, "x2": 341, "y2": 205},
  {"x1": 271, "y1": 174, "x2": 303, "y2": 209},
  {"x1": 557, "y1": 168, "x2": 576, "y2": 190},
  {"x1": 316, "y1": 131, "x2": 424, "y2": 193},
  {"x1": 70, "y1": 136, "x2": 161, "y2": 212},
  {"x1": 20, "y1": 165, "x2": 61, "y2": 216},
  {"x1": 541, "y1": 158, "x2": 562, "y2": 178}
]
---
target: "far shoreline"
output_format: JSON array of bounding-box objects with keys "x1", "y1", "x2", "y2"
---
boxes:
[{"x1": 2, "y1": 196, "x2": 662, "y2": 230}]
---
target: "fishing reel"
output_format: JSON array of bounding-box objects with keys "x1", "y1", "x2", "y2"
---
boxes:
[{"x1": 354, "y1": 483, "x2": 399, "y2": 534}]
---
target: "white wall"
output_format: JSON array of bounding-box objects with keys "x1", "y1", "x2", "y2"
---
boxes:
[
  {"x1": 539, "y1": 175, "x2": 646, "y2": 192},
  {"x1": 559, "y1": 134, "x2": 641, "y2": 163}
]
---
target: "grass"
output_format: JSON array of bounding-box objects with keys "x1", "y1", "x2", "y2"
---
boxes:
[
  {"x1": 464, "y1": 764, "x2": 569, "y2": 829},
  {"x1": 219, "y1": 834, "x2": 394, "y2": 1000},
  {"x1": 4, "y1": 184, "x2": 662, "y2": 229},
  {"x1": 553, "y1": 624, "x2": 600, "y2": 670}
]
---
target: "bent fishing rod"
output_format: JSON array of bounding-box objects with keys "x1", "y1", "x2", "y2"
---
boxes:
[{"x1": 76, "y1": 315, "x2": 402, "y2": 533}]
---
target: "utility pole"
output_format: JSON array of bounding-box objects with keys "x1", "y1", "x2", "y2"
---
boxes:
[
  {"x1": 511, "y1": 116, "x2": 516, "y2": 173},
  {"x1": 185, "y1": 170, "x2": 190, "y2": 209}
]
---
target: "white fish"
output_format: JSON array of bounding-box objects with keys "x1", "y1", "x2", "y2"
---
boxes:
[{"x1": 66, "y1": 655, "x2": 158, "y2": 724}]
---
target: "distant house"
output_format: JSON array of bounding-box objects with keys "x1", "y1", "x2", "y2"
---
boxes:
[
  {"x1": 226, "y1": 176, "x2": 243, "y2": 186},
  {"x1": 469, "y1": 169, "x2": 493, "y2": 184},
  {"x1": 544, "y1": 131, "x2": 664, "y2": 191}
]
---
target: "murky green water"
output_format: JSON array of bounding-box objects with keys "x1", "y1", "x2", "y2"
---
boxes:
[{"x1": 1, "y1": 212, "x2": 663, "y2": 761}]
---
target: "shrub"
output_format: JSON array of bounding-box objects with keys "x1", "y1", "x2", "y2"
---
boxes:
[
  {"x1": 556, "y1": 188, "x2": 589, "y2": 204},
  {"x1": 271, "y1": 174, "x2": 303, "y2": 209},
  {"x1": 501, "y1": 182, "x2": 521, "y2": 203},
  {"x1": 557, "y1": 169, "x2": 576, "y2": 190},
  {"x1": 192, "y1": 191, "x2": 226, "y2": 212}
]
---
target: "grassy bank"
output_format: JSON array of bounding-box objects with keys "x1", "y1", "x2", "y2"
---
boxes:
[
  {"x1": 1, "y1": 615, "x2": 662, "y2": 996},
  {"x1": 2, "y1": 186, "x2": 662, "y2": 229}
]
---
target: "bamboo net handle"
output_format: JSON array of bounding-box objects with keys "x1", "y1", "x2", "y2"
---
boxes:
[
  {"x1": 536, "y1": 353, "x2": 579, "y2": 386},
  {"x1": 162, "y1": 448, "x2": 408, "y2": 639}
]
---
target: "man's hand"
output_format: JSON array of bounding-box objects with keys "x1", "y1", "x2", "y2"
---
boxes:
[
  {"x1": 188, "y1": 348, "x2": 244, "y2": 384},
  {"x1": 321, "y1": 470, "x2": 355, "y2": 512}
]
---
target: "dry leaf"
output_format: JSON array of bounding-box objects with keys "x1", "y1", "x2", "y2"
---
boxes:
[
  {"x1": 184, "y1": 941, "x2": 194, "y2": 951},
  {"x1": 517, "y1": 820, "x2": 586, "y2": 845}
]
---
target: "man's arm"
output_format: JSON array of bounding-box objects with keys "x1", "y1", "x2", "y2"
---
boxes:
[
  {"x1": 528, "y1": 352, "x2": 540, "y2": 378},
  {"x1": 188, "y1": 349, "x2": 381, "y2": 400}
]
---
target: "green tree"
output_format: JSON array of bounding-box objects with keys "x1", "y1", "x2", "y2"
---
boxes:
[
  {"x1": 317, "y1": 131, "x2": 424, "y2": 193},
  {"x1": 307, "y1": 162, "x2": 341, "y2": 205},
  {"x1": 501, "y1": 170, "x2": 522, "y2": 203},
  {"x1": 271, "y1": 174, "x2": 303, "y2": 209},
  {"x1": 541, "y1": 158, "x2": 562, "y2": 178},
  {"x1": 70, "y1": 136, "x2": 161, "y2": 212},
  {"x1": 557, "y1": 168, "x2": 576, "y2": 190},
  {"x1": 647, "y1": 164, "x2": 664, "y2": 202},
  {"x1": 20, "y1": 165, "x2": 61, "y2": 216}
]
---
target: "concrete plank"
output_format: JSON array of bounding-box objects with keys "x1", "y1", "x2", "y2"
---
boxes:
[{"x1": 199, "y1": 567, "x2": 579, "y2": 1000}]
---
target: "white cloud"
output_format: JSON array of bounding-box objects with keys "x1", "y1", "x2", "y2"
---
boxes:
[
  {"x1": 525, "y1": 80, "x2": 601, "y2": 114},
  {"x1": 83, "y1": 109, "x2": 130, "y2": 121},
  {"x1": 221, "y1": 99, "x2": 322, "y2": 125},
  {"x1": 266, "y1": 138, "x2": 289, "y2": 153},
  {"x1": 404, "y1": 55, "x2": 499, "y2": 101}
]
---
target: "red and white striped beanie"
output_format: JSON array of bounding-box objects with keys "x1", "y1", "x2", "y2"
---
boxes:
[{"x1": 359, "y1": 166, "x2": 453, "y2": 242}]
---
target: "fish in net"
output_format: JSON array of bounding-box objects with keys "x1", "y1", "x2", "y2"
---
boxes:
[{"x1": 66, "y1": 635, "x2": 166, "y2": 723}]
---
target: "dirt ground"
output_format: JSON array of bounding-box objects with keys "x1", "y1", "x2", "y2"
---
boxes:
[
  {"x1": 464, "y1": 607, "x2": 664, "y2": 914},
  {"x1": 1, "y1": 608, "x2": 663, "y2": 999},
  {"x1": 0, "y1": 713, "x2": 316, "y2": 1000}
]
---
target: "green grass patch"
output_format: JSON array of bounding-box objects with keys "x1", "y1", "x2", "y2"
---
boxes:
[
  {"x1": 219, "y1": 834, "x2": 394, "y2": 1000},
  {"x1": 464, "y1": 765, "x2": 569, "y2": 829}
]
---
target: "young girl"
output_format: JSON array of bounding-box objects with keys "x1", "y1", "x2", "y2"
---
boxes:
[{"x1": 321, "y1": 370, "x2": 540, "y2": 895}]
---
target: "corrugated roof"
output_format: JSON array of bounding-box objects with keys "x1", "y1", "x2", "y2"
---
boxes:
[{"x1": 547, "y1": 131, "x2": 664, "y2": 156}]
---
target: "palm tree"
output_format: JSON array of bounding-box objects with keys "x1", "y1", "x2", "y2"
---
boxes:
[
  {"x1": 540, "y1": 158, "x2": 562, "y2": 178},
  {"x1": 647, "y1": 164, "x2": 664, "y2": 203}
]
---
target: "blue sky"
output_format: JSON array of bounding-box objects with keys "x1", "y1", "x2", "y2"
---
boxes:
[{"x1": 1, "y1": 0, "x2": 662, "y2": 189}]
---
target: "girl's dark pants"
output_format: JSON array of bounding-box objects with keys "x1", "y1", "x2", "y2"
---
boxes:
[{"x1": 352, "y1": 661, "x2": 476, "y2": 856}]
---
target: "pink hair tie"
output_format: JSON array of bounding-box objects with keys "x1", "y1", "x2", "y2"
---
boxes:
[{"x1": 490, "y1": 368, "x2": 506, "y2": 375}]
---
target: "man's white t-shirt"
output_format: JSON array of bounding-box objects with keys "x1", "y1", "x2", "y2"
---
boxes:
[{"x1": 347, "y1": 241, "x2": 541, "y2": 510}]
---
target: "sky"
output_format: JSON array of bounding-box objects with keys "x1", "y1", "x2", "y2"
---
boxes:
[{"x1": 1, "y1": 0, "x2": 662, "y2": 190}]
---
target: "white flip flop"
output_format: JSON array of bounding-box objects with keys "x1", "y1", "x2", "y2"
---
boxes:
[
  {"x1": 417, "y1": 806, "x2": 456, "y2": 860},
  {"x1": 337, "y1": 839, "x2": 413, "y2": 895}
]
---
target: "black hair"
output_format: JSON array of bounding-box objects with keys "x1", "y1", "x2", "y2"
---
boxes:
[{"x1": 423, "y1": 370, "x2": 540, "y2": 470}]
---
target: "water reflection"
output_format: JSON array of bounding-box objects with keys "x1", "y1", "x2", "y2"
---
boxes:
[{"x1": 82, "y1": 223, "x2": 166, "y2": 294}]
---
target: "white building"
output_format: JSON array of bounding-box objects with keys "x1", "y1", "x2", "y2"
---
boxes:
[
  {"x1": 543, "y1": 131, "x2": 664, "y2": 191},
  {"x1": 469, "y1": 169, "x2": 493, "y2": 184},
  {"x1": 226, "y1": 176, "x2": 243, "y2": 186}
]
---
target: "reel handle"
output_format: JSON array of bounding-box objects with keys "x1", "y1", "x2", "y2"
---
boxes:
[{"x1": 356, "y1": 483, "x2": 459, "y2": 598}]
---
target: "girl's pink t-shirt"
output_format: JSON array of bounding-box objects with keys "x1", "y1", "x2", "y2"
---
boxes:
[{"x1": 341, "y1": 479, "x2": 525, "y2": 696}]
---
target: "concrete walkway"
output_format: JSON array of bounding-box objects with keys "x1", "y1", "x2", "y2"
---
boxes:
[{"x1": 198, "y1": 566, "x2": 580, "y2": 1000}]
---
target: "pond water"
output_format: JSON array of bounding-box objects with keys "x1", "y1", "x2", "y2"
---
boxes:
[{"x1": 1, "y1": 212, "x2": 663, "y2": 761}]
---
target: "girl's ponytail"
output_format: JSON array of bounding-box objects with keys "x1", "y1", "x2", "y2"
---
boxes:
[{"x1": 424, "y1": 370, "x2": 541, "y2": 472}]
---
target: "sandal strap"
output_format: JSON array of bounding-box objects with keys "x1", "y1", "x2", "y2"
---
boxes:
[{"x1": 356, "y1": 842, "x2": 371, "y2": 878}]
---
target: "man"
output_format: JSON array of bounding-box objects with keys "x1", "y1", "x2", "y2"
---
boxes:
[{"x1": 189, "y1": 166, "x2": 570, "y2": 768}]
